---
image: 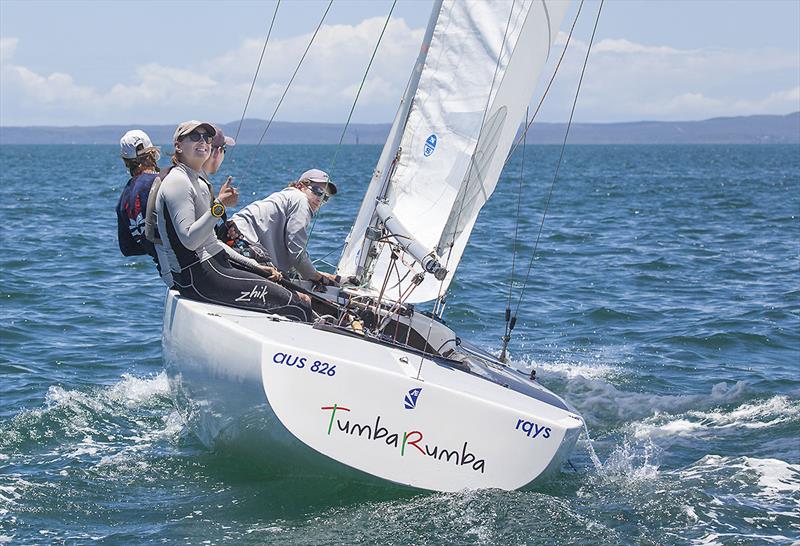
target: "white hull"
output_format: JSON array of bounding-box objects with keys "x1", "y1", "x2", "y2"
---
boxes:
[{"x1": 164, "y1": 290, "x2": 583, "y2": 492}]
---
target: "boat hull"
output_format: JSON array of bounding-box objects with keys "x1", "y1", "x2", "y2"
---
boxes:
[{"x1": 163, "y1": 291, "x2": 582, "y2": 491}]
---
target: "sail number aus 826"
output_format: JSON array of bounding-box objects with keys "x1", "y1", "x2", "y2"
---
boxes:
[{"x1": 272, "y1": 352, "x2": 336, "y2": 377}]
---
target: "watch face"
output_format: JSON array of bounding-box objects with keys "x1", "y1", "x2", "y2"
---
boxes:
[{"x1": 211, "y1": 202, "x2": 225, "y2": 218}]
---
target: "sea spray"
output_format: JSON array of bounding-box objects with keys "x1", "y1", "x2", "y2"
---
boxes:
[{"x1": 582, "y1": 420, "x2": 603, "y2": 470}]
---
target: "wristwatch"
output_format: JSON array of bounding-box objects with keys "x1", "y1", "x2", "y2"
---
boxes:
[{"x1": 210, "y1": 199, "x2": 225, "y2": 218}]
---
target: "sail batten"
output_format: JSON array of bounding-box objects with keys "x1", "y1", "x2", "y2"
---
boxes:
[{"x1": 338, "y1": 0, "x2": 570, "y2": 304}]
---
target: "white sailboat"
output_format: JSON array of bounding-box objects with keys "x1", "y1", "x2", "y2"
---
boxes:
[{"x1": 164, "y1": 0, "x2": 583, "y2": 492}]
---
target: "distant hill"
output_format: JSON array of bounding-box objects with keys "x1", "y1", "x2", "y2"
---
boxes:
[{"x1": 1, "y1": 112, "x2": 798, "y2": 145}]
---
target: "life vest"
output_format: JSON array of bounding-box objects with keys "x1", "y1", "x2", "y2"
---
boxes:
[{"x1": 116, "y1": 172, "x2": 159, "y2": 257}]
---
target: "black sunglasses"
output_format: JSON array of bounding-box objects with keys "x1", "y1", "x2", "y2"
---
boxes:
[
  {"x1": 183, "y1": 131, "x2": 212, "y2": 143},
  {"x1": 307, "y1": 184, "x2": 330, "y2": 204}
]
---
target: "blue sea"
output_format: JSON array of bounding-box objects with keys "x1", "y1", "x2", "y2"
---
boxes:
[{"x1": 1, "y1": 144, "x2": 798, "y2": 545}]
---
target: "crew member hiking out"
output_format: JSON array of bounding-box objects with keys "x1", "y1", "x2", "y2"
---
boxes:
[{"x1": 155, "y1": 120, "x2": 311, "y2": 321}]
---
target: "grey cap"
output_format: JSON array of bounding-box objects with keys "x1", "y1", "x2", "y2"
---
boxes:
[{"x1": 298, "y1": 168, "x2": 337, "y2": 195}]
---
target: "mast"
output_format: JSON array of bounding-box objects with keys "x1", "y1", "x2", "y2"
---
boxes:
[{"x1": 338, "y1": 0, "x2": 444, "y2": 281}]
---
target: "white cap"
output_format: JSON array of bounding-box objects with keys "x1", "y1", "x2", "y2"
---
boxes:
[
  {"x1": 120, "y1": 130, "x2": 159, "y2": 159},
  {"x1": 298, "y1": 168, "x2": 337, "y2": 195}
]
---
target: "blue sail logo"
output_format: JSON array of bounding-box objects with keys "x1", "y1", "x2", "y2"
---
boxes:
[
  {"x1": 423, "y1": 134, "x2": 437, "y2": 157},
  {"x1": 404, "y1": 388, "x2": 422, "y2": 409}
]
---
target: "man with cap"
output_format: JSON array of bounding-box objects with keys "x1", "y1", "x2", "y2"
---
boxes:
[
  {"x1": 231, "y1": 168, "x2": 340, "y2": 284},
  {"x1": 115, "y1": 129, "x2": 167, "y2": 271},
  {"x1": 202, "y1": 124, "x2": 235, "y2": 176}
]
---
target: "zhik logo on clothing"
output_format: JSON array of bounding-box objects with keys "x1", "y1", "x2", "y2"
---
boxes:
[
  {"x1": 424, "y1": 134, "x2": 437, "y2": 157},
  {"x1": 235, "y1": 285, "x2": 271, "y2": 303},
  {"x1": 404, "y1": 388, "x2": 422, "y2": 409}
]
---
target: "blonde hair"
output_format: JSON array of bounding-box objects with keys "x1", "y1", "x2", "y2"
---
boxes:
[{"x1": 123, "y1": 149, "x2": 160, "y2": 176}]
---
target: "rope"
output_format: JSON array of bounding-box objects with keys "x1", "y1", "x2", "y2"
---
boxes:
[
  {"x1": 307, "y1": 0, "x2": 397, "y2": 256},
  {"x1": 503, "y1": 106, "x2": 528, "y2": 342},
  {"x1": 232, "y1": 0, "x2": 282, "y2": 146},
  {"x1": 231, "y1": 0, "x2": 331, "y2": 228},
  {"x1": 500, "y1": 2, "x2": 584, "y2": 358},
  {"x1": 511, "y1": 0, "x2": 604, "y2": 323},
  {"x1": 328, "y1": 0, "x2": 397, "y2": 178},
  {"x1": 311, "y1": 240, "x2": 347, "y2": 265},
  {"x1": 505, "y1": 0, "x2": 585, "y2": 168},
  {"x1": 254, "y1": 0, "x2": 334, "y2": 148}
]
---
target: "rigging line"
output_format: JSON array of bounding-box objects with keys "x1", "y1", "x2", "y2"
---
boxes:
[
  {"x1": 504, "y1": 106, "x2": 528, "y2": 338},
  {"x1": 511, "y1": 0, "x2": 604, "y2": 321},
  {"x1": 254, "y1": 0, "x2": 334, "y2": 148},
  {"x1": 232, "y1": 0, "x2": 282, "y2": 146},
  {"x1": 231, "y1": 1, "x2": 330, "y2": 248},
  {"x1": 504, "y1": 0, "x2": 585, "y2": 168},
  {"x1": 328, "y1": 0, "x2": 397, "y2": 178},
  {"x1": 307, "y1": 0, "x2": 397, "y2": 250},
  {"x1": 311, "y1": 240, "x2": 347, "y2": 265}
]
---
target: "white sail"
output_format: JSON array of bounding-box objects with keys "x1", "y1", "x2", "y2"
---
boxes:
[{"x1": 338, "y1": 0, "x2": 570, "y2": 303}]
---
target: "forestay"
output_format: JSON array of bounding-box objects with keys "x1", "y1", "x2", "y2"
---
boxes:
[{"x1": 338, "y1": 0, "x2": 570, "y2": 304}]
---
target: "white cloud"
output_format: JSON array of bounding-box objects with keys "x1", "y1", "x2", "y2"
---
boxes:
[
  {"x1": 593, "y1": 38, "x2": 680, "y2": 55},
  {"x1": 0, "y1": 37, "x2": 18, "y2": 63},
  {"x1": 1, "y1": 24, "x2": 798, "y2": 126},
  {"x1": 7, "y1": 66, "x2": 96, "y2": 104},
  {"x1": 536, "y1": 35, "x2": 800, "y2": 122},
  {"x1": 1, "y1": 17, "x2": 423, "y2": 126}
]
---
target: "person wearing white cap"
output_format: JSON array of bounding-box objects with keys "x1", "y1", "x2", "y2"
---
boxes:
[
  {"x1": 115, "y1": 129, "x2": 169, "y2": 274},
  {"x1": 231, "y1": 168, "x2": 339, "y2": 285},
  {"x1": 154, "y1": 120, "x2": 311, "y2": 321}
]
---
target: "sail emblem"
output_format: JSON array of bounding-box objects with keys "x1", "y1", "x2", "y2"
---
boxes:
[
  {"x1": 404, "y1": 387, "x2": 422, "y2": 409},
  {"x1": 423, "y1": 134, "x2": 437, "y2": 157}
]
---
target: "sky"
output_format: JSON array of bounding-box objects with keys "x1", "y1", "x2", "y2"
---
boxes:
[{"x1": 1, "y1": 0, "x2": 798, "y2": 127}]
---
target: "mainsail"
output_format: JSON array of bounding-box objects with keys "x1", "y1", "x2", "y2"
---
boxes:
[{"x1": 337, "y1": 0, "x2": 570, "y2": 303}]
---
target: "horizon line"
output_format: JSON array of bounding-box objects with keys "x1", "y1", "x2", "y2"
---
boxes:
[{"x1": 1, "y1": 111, "x2": 798, "y2": 130}]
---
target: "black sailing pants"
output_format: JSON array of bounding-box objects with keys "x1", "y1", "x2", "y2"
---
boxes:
[{"x1": 174, "y1": 251, "x2": 311, "y2": 322}]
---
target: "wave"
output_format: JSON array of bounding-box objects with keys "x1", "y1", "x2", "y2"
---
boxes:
[
  {"x1": 512, "y1": 354, "x2": 624, "y2": 381},
  {"x1": 661, "y1": 331, "x2": 778, "y2": 350},
  {"x1": 631, "y1": 395, "x2": 800, "y2": 440},
  {"x1": 560, "y1": 376, "x2": 749, "y2": 427},
  {"x1": 0, "y1": 372, "x2": 174, "y2": 454},
  {"x1": 679, "y1": 454, "x2": 800, "y2": 514}
]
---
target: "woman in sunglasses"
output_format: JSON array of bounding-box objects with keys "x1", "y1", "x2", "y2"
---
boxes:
[
  {"x1": 231, "y1": 168, "x2": 340, "y2": 286},
  {"x1": 154, "y1": 120, "x2": 311, "y2": 321}
]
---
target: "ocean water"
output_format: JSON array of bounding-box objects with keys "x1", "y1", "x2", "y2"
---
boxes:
[{"x1": 1, "y1": 143, "x2": 798, "y2": 545}]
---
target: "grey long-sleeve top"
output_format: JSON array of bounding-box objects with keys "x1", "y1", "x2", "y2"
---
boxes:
[
  {"x1": 232, "y1": 187, "x2": 318, "y2": 279},
  {"x1": 155, "y1": 163, "x2": 260, "y2": 273}
]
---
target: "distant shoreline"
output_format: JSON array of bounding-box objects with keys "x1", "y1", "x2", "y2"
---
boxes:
[{"x1": 1, "y1": 112, "x2": 797, "y2": 145}]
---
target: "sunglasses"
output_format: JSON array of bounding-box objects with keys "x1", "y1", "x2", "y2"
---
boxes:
[
  {"x1": 307, "y1": 184, "x2": 330, "y2": 204},
  {"x1": 183, "y1": 131, "x2": 212, "y2": 143}
]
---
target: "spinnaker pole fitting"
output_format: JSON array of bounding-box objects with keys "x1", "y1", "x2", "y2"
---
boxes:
[{"x1": 376, "y1": 203, "x2": 448, "y2": 281}]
